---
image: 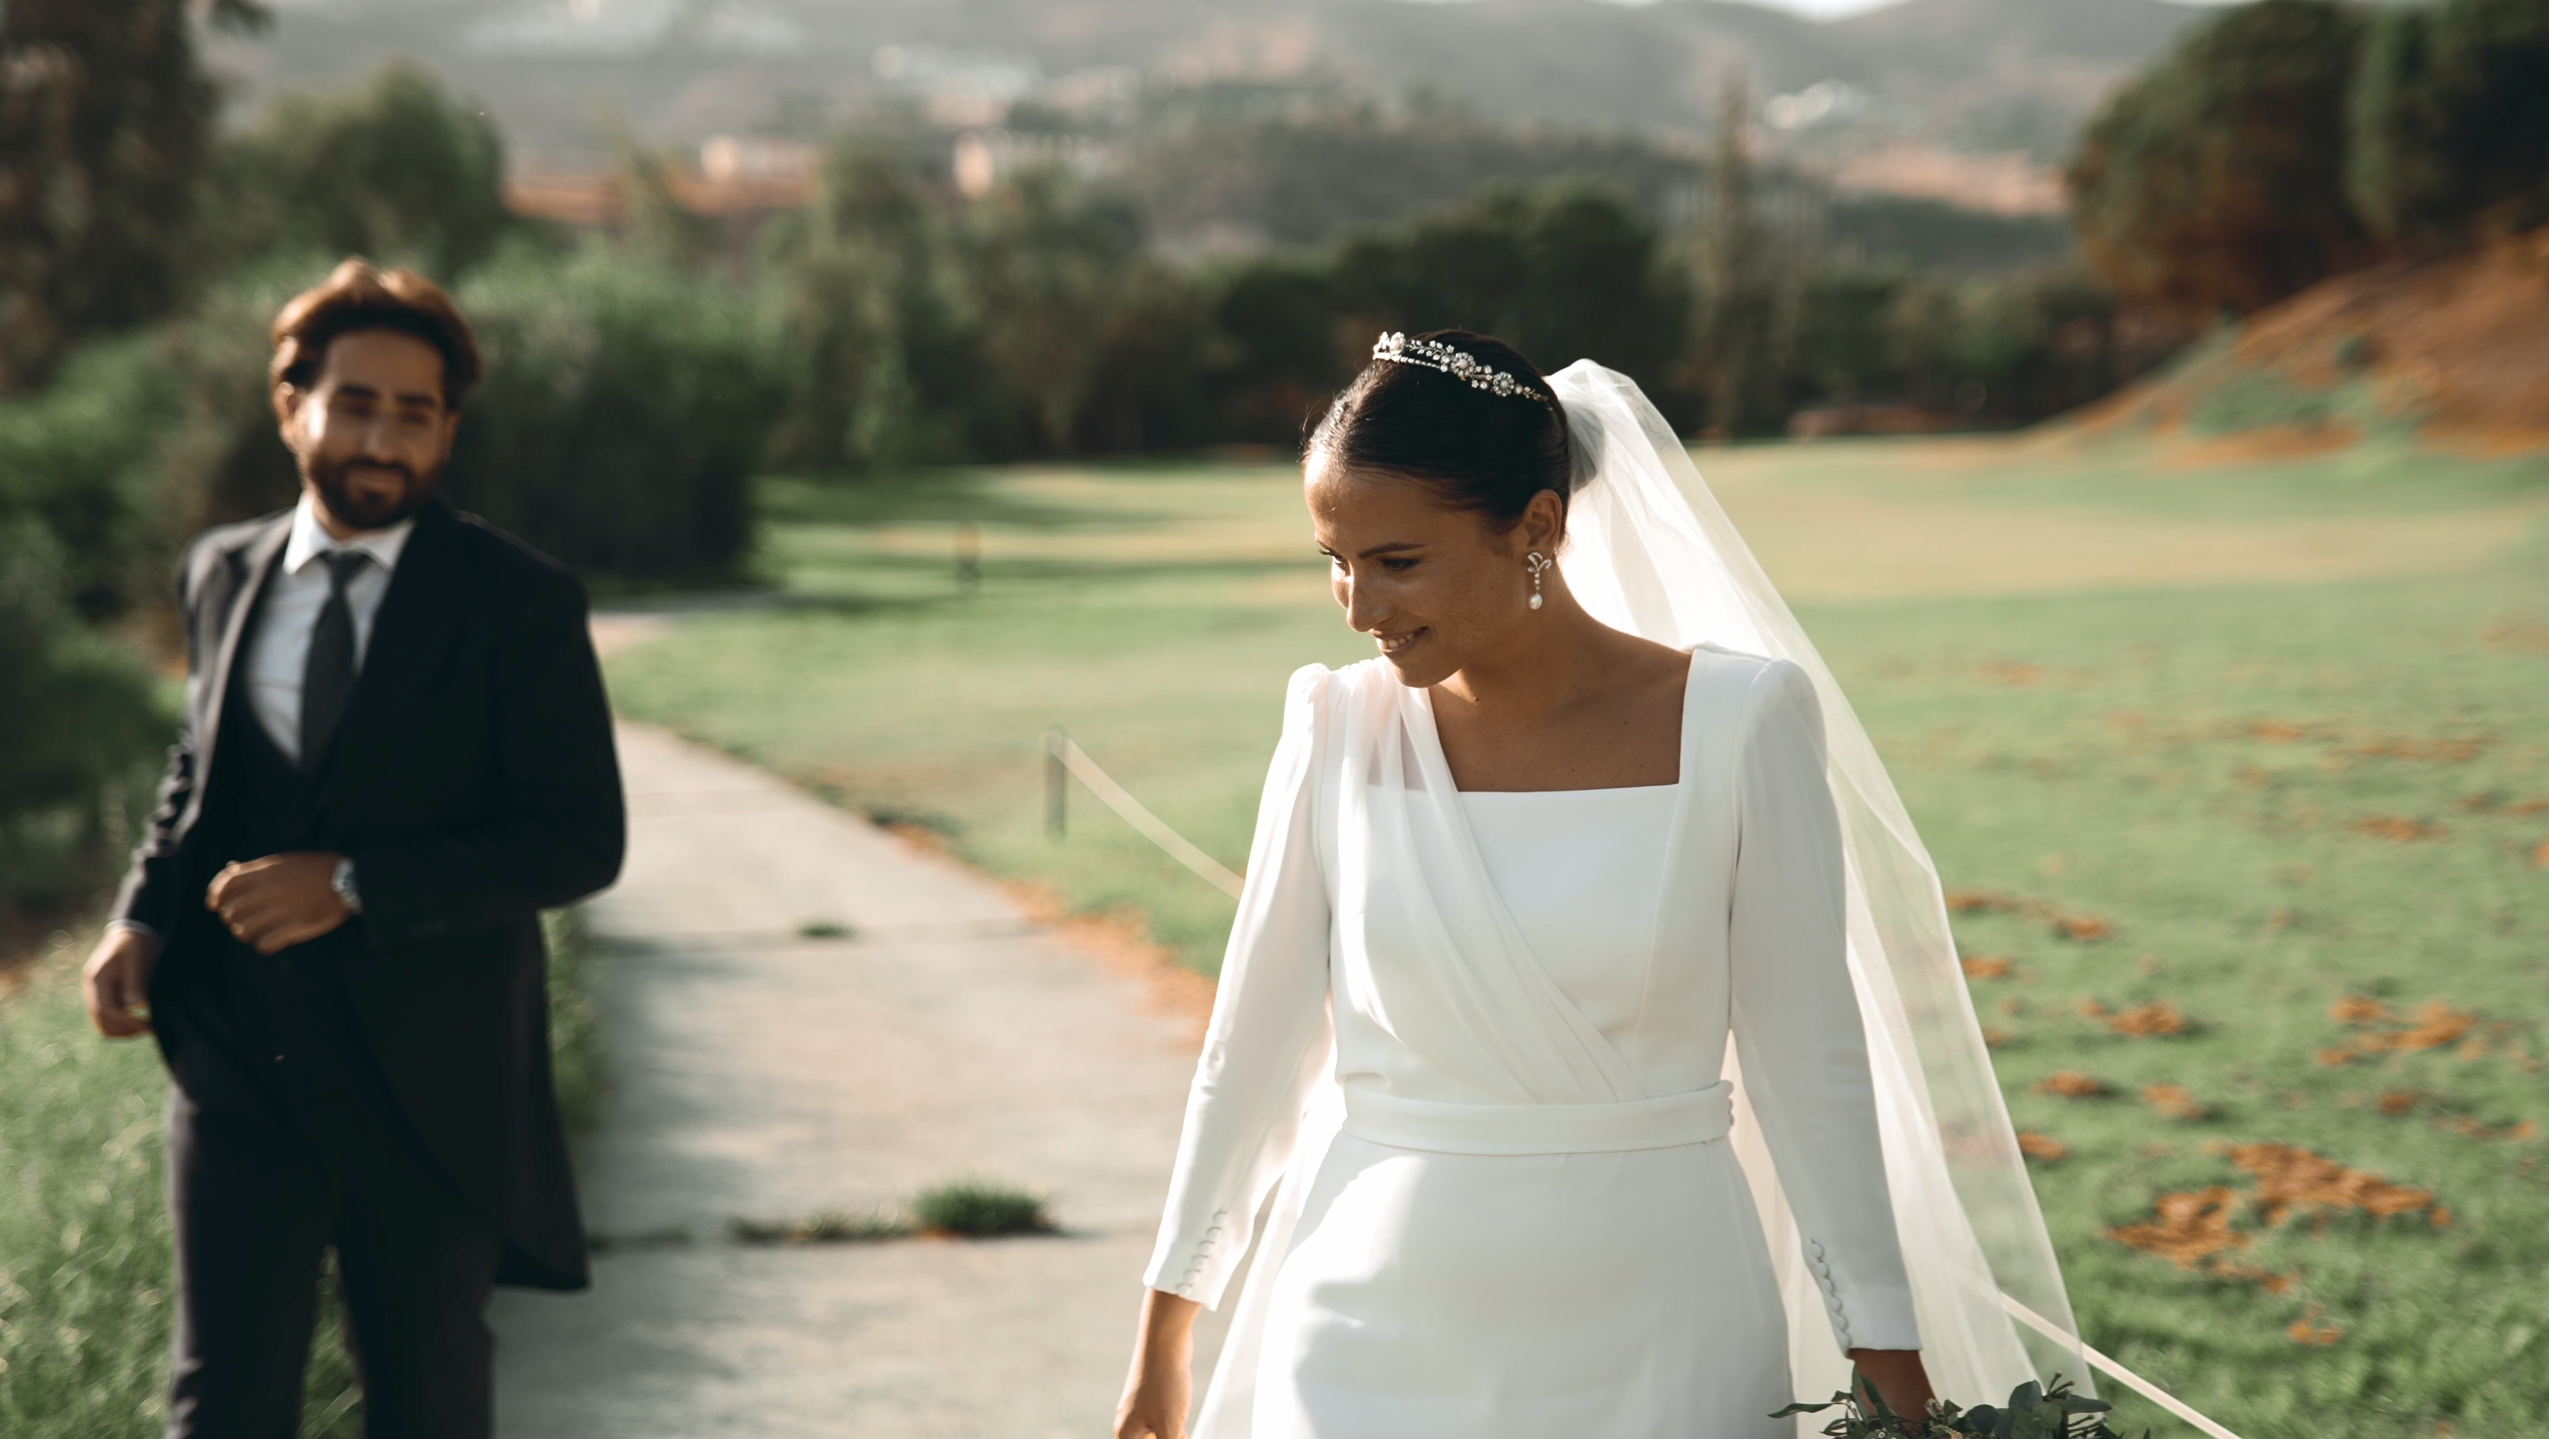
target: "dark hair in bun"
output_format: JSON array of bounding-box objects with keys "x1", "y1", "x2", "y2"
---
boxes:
[{"x1": 1305, "y1": 328, "x2": 1573, "y2": 530}]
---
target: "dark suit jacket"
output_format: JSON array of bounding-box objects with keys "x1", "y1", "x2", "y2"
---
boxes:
[{"x1": 116, "y1": 497, "x2": 625, "y2": 1290}]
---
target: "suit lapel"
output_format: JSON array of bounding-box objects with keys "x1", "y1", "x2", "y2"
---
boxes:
[
  {"x1": 187, "y1": 514, "x2": 294, "y2": 830},
  {"x1": 319, "y1": 501, "x2": 485, "y2": 811}
]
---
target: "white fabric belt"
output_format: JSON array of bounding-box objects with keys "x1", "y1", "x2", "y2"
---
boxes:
[{"x1": 1340, "y1": 1080, "x2": 1734, "y2": 1156}]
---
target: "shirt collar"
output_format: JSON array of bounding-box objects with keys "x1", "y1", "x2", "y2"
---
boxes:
[{"x1": 282, "y1": 493, "x2": 417, "y2": 578}]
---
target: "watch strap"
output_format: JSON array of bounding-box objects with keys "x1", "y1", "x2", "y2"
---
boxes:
[{"x1": 331, "y1": 857, "x2": 363, "y2": 915}]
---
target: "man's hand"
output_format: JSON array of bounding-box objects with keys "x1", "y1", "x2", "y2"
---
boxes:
[
  {"x1": 206, "y1": 852, "x2": 352, "y2": 956},
  {"x1": 83, "y1": 926, "x2": 161, "y2": 1038}
]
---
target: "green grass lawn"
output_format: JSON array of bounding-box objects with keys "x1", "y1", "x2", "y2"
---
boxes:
[
  {"x1": 604, "y1": 436, "x2": 2549, "y2": 1438},
  {"x1": 0, "y1": 914, "x2": 601, "y2": 1436}
]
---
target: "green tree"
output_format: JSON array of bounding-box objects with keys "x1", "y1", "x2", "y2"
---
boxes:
[
  {"x1": 766, "y1": 141, "x2": 959, "y2": 471},
  {"x1": 2348, "y1": 0, "x2": 2549, "y2": 244},
  {"x1": 1695, "y1": 77, "x2": 1777, "y2": 435},
  {"x1": 1201, "y1": 258, "x2": 1347, "y2": 445},
  {"x1": 0, "y1": 0, "x2": 267, "y2": 391},
  {"x1": 957, "y1": 168, "x2": 1151, "y2": 455},
  {"x1": 208, "y1": 63, "x2": 514, "y2": 280},
  {"x1": 1328, "y1": 183, "x2": 1694, "y2": 418},
  {"x1": 2068, "y1": 0, "x2": 2369, "y2": 316},
  {"x1": 616, "y1": 144, "x2": 720, "y2": 277}
]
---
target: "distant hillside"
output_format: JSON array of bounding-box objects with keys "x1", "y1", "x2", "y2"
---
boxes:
[
  {"x1": 209, "y1": 0, "x2": 2209, "y2": 164},
  {"x1": 2070, "y1": 225, "x2": 2549, "y2": 451},
  {"x1": 1826, "y1": 0, "x2": 2202, "y2": 153}
]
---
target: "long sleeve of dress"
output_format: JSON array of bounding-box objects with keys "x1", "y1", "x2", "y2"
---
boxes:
[
  {"x1": 1727, "y1": 659, "x2": 1922, "y2": 1354},
  {"x1": 1142, "y1": 664, "x2": 1337, "y2": 1308}
]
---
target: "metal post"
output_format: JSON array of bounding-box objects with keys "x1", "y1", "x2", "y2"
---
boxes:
[{"x1": 1044, "y1": 729, "x2": 1067, "y2": 839}]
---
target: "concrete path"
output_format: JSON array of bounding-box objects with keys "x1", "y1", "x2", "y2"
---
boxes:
[{"x1": 490, "y1": 722, "x2": 1231, "y2": 1438}]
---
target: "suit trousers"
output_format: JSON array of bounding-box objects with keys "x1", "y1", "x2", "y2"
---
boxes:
[{"x1": 159, "y1": 940, "x2": 502, "y2": 1439}]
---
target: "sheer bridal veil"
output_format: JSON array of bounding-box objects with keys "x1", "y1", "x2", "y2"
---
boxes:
[
  {"x1": 1547, "y1": 361, "x2": 2091, "y2": 1411},
  {"x1": 1196, "y1": 360, "x2": 2093, "y2": 1435}
]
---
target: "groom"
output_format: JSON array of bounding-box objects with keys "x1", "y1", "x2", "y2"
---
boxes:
[{"x1": 80, "y1": 258, "x2": 624, "y2": 1438}]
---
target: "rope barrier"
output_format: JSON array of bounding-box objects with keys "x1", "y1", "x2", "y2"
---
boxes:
[
  {"x1": 1043, "y1": 730, "x2": 1245, "y2": 898},
  {"x1": 1044, "y1": 728, "x2": 2245, "y2": 1439},
  {"x1": 1999, "y1": 1293, "x2": 2243, "y2": 1439}
]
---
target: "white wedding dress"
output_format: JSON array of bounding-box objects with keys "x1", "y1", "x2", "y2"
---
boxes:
[
  {"x1": 1143, "y1": 651, "x2": 1918, "y2": 1437},
  {"x1": 1143, "y1": 361, "x2": 2092, "y2": 1438}
]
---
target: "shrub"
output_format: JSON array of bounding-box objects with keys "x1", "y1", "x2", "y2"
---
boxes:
[
  {"x1": 909, "y1": 1180, "x2": 1054, "y2": 1237},
  {"x1": 441, "y1": 249, "x2": 786, "y2": 586},
  {"x1": 0, "y1": 351, "x2": 171, "y2": 918},
  {"x1": 0, "y1": 567, "x2": 163, "y2": 918},
  {"x1": 0, "y1": 337, "x2": 177, "y2": 620}
]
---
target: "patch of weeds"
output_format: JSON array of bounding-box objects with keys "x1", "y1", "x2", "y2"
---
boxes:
[
  {"x1": 730, "y1": 1179, "x2": 1057, "y2": 1245},
  {"x1": 864, "y1": 804, "x2": 963, "y2": 841},
  {"x1": 730, "y1": 1207, "x2": 913, "y2": 1245},
  {"x1": 911, "y1": 1180, "x2": 1055, "y2": 1237}
]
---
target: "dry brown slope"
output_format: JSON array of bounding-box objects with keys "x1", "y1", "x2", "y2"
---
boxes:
[{"x1": 2073, "y1": 226, "x2": 2549, "y2": 453}]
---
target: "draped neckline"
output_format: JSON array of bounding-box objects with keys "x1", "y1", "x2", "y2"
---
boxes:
[{"x1": 1390, "y1": 653, "x2": 1710, "y2": 1097}]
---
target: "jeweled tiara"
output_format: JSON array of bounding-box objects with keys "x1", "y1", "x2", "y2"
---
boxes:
[{"x1": 1371, "y1": 332, "x2": 1548, "y2": 402}]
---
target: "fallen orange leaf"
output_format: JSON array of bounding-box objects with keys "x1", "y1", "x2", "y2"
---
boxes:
[
  {"x1": 2108, "y1": 1001, "x2": 2191, "y2": 1038},
  {"x1": 2350, "y1": 815, "x2": 2449, "y2": 843},
  {"x1": 2106, "y1": 1185, "x2": 2246, "y2": 1269},
  {"x1": 2037, "y1": 1071, "x2": 2110, "y2": 1098},
  {"x1": 2143, "y1": 1083, "x2": 2208, "y2": 1121},
  {"x1": 2228, "y1": 1142, "x2": 2440, "y2": 1225},
  {"x1": 2016, "y1": 1131, "x2": 2069, "y2": 1162}
]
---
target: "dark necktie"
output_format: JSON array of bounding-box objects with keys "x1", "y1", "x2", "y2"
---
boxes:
[{"x1": 299, "y1": 549, "x2": 371, "y2": 769}]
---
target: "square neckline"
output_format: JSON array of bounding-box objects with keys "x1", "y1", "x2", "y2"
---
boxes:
[{"x1": 1420, "y1": 648, "x2": 1702, "y2": 796}]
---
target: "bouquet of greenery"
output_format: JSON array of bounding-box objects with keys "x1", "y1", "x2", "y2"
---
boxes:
[{"x1": 1774, "y1": 1373, "x2": 2144, "y2": 1439}]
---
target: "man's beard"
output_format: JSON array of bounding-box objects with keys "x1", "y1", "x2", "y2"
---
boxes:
[{"x1": 309, "y1": 454, "x2": 439, "y2": 531}]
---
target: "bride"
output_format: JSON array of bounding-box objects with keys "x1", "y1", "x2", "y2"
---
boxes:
[{"x1": 1114, "y1": 331, "x2": 2089, "y2": 1438}]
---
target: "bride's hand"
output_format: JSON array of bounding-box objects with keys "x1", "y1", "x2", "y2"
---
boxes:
[
  {"x1": 1849, "y1": 1348, "x2": 1938, "y2": 1433},
  {"x1": 1115, "y1": 1289, "x2": 1201, "y2": 1439}
]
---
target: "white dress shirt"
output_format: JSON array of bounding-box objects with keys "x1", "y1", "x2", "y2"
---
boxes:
[{"x1": 241, "y1": 495, "x2": 415, "y2": 766}]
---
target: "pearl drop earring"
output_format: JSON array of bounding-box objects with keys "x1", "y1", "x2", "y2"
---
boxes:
[{"x1": 1525, "y1": 551, "x2": 1550, "y2": 610}]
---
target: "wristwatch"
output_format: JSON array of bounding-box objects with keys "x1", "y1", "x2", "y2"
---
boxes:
[{"x1": 331, "y1": 857, "x2": 364, "y2": 916}]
